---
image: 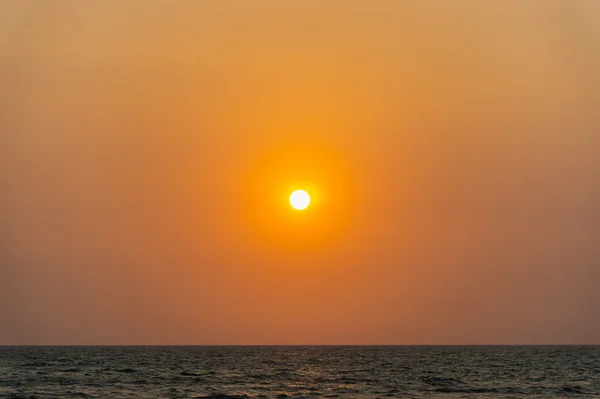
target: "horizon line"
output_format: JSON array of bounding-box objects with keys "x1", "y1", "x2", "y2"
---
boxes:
[{"x1": 2, "y1": 344, "x2": 599, "y2": 347}]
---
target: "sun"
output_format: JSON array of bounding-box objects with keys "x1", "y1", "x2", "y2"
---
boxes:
[{"x1": 290, "y1": 189, "x2": 311, "y2": 210}]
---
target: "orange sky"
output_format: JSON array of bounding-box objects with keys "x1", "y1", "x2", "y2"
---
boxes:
[{"x1": 1, "y1": 1, "x2": 599, "y2": 344}]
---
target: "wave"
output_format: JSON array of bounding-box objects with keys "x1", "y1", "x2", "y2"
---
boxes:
[{"x1": 116, "y1": 368, "x2": 137, "y2": 373}]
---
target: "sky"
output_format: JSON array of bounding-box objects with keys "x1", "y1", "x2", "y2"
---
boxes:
[{"x1": 1, "y1": 1, "x2": 599, "y2": 345}]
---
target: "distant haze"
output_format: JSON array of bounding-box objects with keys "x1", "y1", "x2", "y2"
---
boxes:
[{"x1": 1, "y1": 1, "x2": 599, "y2": 345}]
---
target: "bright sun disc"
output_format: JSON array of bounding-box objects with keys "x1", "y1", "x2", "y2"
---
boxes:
[{"x1": 290, "y1": 190, "x2": 311, "y2": 210}]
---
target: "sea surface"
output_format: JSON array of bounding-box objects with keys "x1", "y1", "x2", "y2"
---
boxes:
[{"x1": 1, "y1": 346, "x2": 599, "y2": 398}]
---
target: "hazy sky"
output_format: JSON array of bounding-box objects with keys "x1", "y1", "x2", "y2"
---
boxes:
[{"x1": 1, "y1": 1, "x2": 599, "y2": 345}]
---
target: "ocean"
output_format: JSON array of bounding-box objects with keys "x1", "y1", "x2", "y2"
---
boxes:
[{"x1": 1, "y1": 346, "x2": 599, "y2": 398}]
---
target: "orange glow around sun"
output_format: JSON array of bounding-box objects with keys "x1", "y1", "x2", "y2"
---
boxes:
[{"x1": 239, "y1": 143, "x2": 355, "y2": 252}]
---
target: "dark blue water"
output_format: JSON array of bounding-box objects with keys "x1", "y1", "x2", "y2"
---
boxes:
[{"x1": 1, "y1": 346, "x2": 599, "y2": 398}]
